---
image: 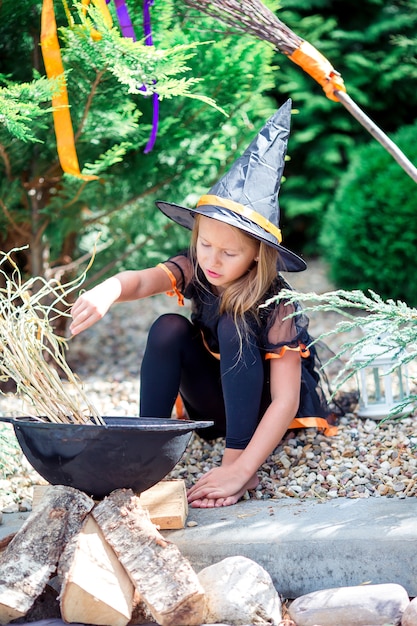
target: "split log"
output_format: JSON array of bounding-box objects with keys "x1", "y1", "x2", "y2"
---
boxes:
[
  {"x1": 58, "y1": 515, "x2": 135, "y2": 626},
  {"x1": 138, "y1": 480, "x2": 188, "y2": 529},
  {"x1": 0, "y1": 485, "x2": 94, "y2": 625},
  {"x1": 34, "y1": 479, "x2": 189, "y2": 530},
  {"x1": 130, "y1": 590, "x2": 156, "y2": 625},
  {"x1": 93, "y1": 489, "x2": 206, "y2": 626}
]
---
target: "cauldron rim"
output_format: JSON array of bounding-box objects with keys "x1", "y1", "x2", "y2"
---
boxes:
[{"x1": 10, "y1": 416, "x2": 213, "y2": 432}]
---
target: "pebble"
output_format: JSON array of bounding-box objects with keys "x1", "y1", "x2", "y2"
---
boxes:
[{"x1": 0, "y1": 260, "x2": 416, "y2": 513}]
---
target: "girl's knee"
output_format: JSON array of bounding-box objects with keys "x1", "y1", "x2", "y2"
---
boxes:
[{"x1": 147, "y1": 314, "x2": 191, "y2": 350}]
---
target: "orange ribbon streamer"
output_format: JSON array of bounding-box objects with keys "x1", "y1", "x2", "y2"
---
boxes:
[
  {"x1": 41, "y1": 0, "x2": 98, "y2": 180},
  {"x1": 82, "y1": 0, "x2": 113, "y2": 41},
  {"x1": 289, "y1": 40, "x2": 346, "y2": 102}
]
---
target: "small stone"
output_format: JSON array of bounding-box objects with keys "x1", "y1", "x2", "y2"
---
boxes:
[
  {"x1": 2, "y1": 503, "x2": 19, "y2": 514},
  {"x1": 288, "y1": 583, "x2": 409, "y2": 626},
  {"x1": 198, "y1": 556, "x2": 282, "y2": 625},
  {"x1": 18, "y1": 500, "x2": 32, "y2": 512},
  {"x1": 402, "y1": 597, "x2": 417, "y2": 626}
]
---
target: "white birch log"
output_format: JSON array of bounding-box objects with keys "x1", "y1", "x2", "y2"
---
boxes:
[
  {"x1": 93, "y1": 489, "x2": 206, "y2": 626},
  {"x1": 59, "y1": 515, "x2": 135, "y2": 626},
  {"x1": 0, "y1": 485, "x2": 94, "y2": 625}
]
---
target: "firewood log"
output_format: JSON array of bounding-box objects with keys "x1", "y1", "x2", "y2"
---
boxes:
[
  {"x1": 93, "y1": 489, "x2": 206, "y2": 626},
  {"x1": 0, "y1": 485, "x2": 94, "y2": 625},
  {"x1": 59, "y1": 515, "x2": 135, "y2": 626},
  {"x1": 129, "y1": 590, "x2": 155, "y2": 625}
]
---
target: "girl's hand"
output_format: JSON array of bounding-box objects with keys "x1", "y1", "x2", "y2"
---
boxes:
[
  {"x1": 70, "y1": 281, "x2": 120, "y2": 336},
  {"x1": 187, "y1": 465, "x2": 258, "y2": 508}
]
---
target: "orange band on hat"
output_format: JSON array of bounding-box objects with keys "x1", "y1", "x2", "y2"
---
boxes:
[
  {"x1": 197, "y1": 194, "x2": 282, "y2": 244},
  {"x1": 289, "y1": 41, "x2": 346, "y2": 102}
]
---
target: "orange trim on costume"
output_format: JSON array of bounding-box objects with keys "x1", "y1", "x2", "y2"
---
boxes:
[
  {"x1": 289, "y1": 41, "x2": 346, "y2": 102},
  {"x1": 288, "y1": 417, "x2": 338, "y2": 437},
  {"x1": 197, "y1": 194, "x2": 282, "y2": 243},
  {"x1": 265, "y1": 343, "x2": 310, "y2": 360},
  {"x1": 157, "y1": 263, "x2": 185, "y2": 306},
  {"x1": 201, "y1": 332, "x2": 221, "y2": 360},
  {"x1": 40, "y1": 0, "x2": 98, "y2": 180},
  {"x1": 175, "y1": 394, "x2": 187, "y2": 419}
]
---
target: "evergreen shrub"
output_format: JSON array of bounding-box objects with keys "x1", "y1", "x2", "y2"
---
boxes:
[{"x1": 320, "y1": 122, "x2": 417, "y2": 306}]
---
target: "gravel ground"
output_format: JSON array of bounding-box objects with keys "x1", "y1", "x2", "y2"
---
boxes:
[{"x1": 0, "y1": 259, "x2": 416, "y2": 512}]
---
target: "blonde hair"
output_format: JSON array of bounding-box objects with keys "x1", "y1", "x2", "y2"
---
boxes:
[{"x1": 190, "y1": 214, "x2": 280, "y2": 341}]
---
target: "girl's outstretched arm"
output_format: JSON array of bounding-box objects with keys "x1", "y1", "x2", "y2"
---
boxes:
[
  {"x1": 70, "y1": 266, "x2": 172, "y2": 336},
  {"x1": 187, "y1": 350, "x2": 301, "y2": 507}
]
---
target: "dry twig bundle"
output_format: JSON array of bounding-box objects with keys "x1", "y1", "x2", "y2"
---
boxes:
[
  {"x1": 0, "y1": 248, "x2": 103, "y2": 425},
  {"x1": 183, "y1": 0, "x2": 417, "y2": 183}
]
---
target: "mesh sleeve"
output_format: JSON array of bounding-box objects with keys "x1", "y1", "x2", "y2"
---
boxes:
[
  {"x1": 264, "y1": 300, "x2": 311, "y2": 353},
  {"x1": 161, "y1": 252, "x2": 194, "y2": 293}
]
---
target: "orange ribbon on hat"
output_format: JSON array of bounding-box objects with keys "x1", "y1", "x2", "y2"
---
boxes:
[
  {"x1": 197, "y1": 194, "x2": 283, "y2": 243},
  {"x1": 289, "y1": 40, "x2": 346, "y2": 102},
  {"x1": 40, "y1": 0, "x2": 99, "y2": 180}
]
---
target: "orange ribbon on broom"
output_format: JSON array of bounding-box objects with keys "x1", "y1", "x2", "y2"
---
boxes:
[
  {"x1": 289, "y1": 40, "x2": 346, "y2": 103},
  {"x1": 182, "y1": 0, "x2": 417, "y2": 183}
]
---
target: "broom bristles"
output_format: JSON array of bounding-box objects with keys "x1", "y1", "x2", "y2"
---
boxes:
[{"x1": 183, "y1": 0, "x2": 302, "y2": 54}]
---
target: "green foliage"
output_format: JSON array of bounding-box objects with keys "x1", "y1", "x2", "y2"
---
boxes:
[
  {"x1": 268, "y1": 0, "x2": 417, "y2": 255},
  {"x1": 61, "y1": 5, "x2": 221, "y2": 106},
  {"x1": 0, "y1": 0, "x2": 276, "y2": 286},
  {"x1": 2, "y1": 0, "x2": 415, "y2": 287},
  {"x1": 320, "y1": 121, "x2": 417, "y2": 306},
  {"x1": 0, "y1": 74, "x2": 58, "y2": 143},
  {"x1": 272, "y1": 287, "x2": 417, "y2": 417}
]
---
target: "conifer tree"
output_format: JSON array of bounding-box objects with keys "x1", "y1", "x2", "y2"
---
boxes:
[{"x1": 0, "y1": 0, "x2": 276, "y2": 287}]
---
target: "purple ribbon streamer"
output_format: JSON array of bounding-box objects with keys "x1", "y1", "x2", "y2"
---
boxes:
[
  {"x1": 110, "y1": 0, "x2": 159, "y2": 152},
  {"x1": 143, "y1": 0, "x2": 154, "y2": 46},
  {"x1": 113, "y1": 0, "x2": 136, "y2": 40},
  {"x1": 144, "y1": 91, "x2": 159, "y2": 153}
]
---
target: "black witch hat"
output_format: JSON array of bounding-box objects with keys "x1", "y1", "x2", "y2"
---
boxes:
[{"x1": 156, "y1": 99, "x2": 306, "y2": 271}]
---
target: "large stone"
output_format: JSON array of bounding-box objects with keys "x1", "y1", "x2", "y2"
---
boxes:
[
  {"x1": 288, "y1": 582, "x2": 409, "y2": 626},
  {"x1": 198, "y1": 556, "x2": 282, "y2": 625},
  {"x1": 402, "y1": 597, "x2": 417, "y2": 626}
]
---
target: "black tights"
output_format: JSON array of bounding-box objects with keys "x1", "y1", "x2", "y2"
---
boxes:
[{"x1": 140, "y1": 313, "x2": 268, "y2": 449}]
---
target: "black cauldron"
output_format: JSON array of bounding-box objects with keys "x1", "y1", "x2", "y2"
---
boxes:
[{"x1": 0, "y1": 416, "x2": 213, "y2": 499}]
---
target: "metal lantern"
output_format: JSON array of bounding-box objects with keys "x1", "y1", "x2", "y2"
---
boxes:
[{"x1": 352, "y1": 336, "x2": 411, "y2": 420}]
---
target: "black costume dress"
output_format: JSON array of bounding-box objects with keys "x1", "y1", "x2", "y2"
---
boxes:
[{"x1": 139, "y1": 252, "x2": 333, "y2": 449}]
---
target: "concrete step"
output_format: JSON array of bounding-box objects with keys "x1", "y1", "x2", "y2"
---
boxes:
[
  {"x1": 163, "y1": 497, "x2": 417, "y2": 599},
  {"x1": 1, "y1": 496, "x2": 416, "y2": 599}
]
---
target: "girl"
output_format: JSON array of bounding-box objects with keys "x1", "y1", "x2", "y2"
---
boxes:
[{"x1": 70, "y1": 100, "x2": 332, "y2": 508}]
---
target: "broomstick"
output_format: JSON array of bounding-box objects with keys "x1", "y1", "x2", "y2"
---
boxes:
[{"x1": 183, "y1": 0, "x2": 417, "y2": 184}]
